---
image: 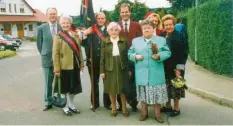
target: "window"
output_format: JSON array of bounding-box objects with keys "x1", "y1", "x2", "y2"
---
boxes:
[
  {"x1": 0, "y1": 2, "x2": 6, "y2": 12},
  {"x1": 14, "y1": 4, "x2": 16, "y2": 13},
  {"x1": 20, "y1": 4, "x2": 24, "y2": 13},
  {"x1": 9, "y1": 3, "x2": 11, "y2": 12},
  {"x1": 29, "y1": 24, "x2": 33, "y2": 31}
]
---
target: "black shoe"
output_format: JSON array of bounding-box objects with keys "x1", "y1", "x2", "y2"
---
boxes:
[
  {"x1": 160, "y1": 107, "x2": 173, "y2": 113},
  {"x1": 104, "y1": 106, "x2": 112, "y2": 110},
  {"x1": 131, "y1": 107, "x2": 138, "y2": 112},
  {"x1": 170, "y1": 110, "x2": 180, "y2": 117},
  {"x1": 69, "y1": 107, "x2": 80, "y2": 114},
  {"x1": 117, "y1": 106, "x2": 122, "y2": 111},
  {"x1": 43, "y1": 105, "x2": 53, "y2": 111},
  {"x1": 63, "y1": 110, "x2": 72, "y2": 116},
  {"x1": 90, "y1": 105, "x2": 100, "y2": 110}
]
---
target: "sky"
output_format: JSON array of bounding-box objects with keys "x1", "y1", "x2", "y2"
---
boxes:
[{"x1": 25, "y1": 0, "x2": 171, "y2": 16}]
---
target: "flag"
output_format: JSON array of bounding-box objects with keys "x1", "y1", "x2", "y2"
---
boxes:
[{"x1": 80, "y1": 0, "x2": 96, "y2": 27}]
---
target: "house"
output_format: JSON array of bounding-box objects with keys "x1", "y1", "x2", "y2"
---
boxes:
[{"x1": 0, "y1": 0, "x2": 48, "y2": 38}]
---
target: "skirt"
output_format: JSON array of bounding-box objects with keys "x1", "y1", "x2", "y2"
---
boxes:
[
  {"x1": 137, "y1": 84, "x2": 168, "y2": 104},
  {"x1": 103, "y1": 56, "x2": 128, "y2": 94},
  {"x1": 60, "y1": 56, "x2": 82, "y2": 95}
]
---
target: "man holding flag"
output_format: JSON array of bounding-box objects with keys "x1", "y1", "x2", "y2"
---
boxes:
[{"x1": 80, "y1": 0, "x2": 111, "y2": 111}]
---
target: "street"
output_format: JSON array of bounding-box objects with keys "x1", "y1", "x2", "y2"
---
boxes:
[{"x1": 0, "y1": 42, "x2": 233, "y2": 125}]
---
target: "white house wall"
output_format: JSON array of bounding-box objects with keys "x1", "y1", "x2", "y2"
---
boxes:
[
  {"x1": 24, "y1": 22, "x2": 37, "y2": 37},
  {"x1": 11, "y1": 24, "x2": 17, "y2": 38},
  {"x1": 0, "y1": 0, "x2": 34, "y2": 15}
]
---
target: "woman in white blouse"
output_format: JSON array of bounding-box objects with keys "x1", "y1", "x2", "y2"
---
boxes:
[{"x1": 100, "y1": 22, "x2": 129, "y2": 117}]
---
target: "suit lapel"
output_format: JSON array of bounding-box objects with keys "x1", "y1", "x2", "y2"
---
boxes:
[{"x1": 45, "y1": 23, "x2": 53, "y2": 41}]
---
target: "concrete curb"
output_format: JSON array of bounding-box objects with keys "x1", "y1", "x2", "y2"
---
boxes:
[{"x1": 187, "y1": 85, "x2": 233, "y2": 109}]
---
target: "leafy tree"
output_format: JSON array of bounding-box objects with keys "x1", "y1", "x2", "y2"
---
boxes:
[{"x1": 110, "y1": 0, "x2": 149, "y2": 22}]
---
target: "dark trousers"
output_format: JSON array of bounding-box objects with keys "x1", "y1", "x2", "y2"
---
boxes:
[
  {"x1": 43, "y1": 67, "x2": 54, "y2": 106},
  {"x1": 117, "y1": 69, "x2": 138, "y2": 108},
  {"x1": 88, "y1": 65, "x2": 111, "y2": 107}
]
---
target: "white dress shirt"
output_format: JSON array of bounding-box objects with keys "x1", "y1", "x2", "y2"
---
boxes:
[
  {"x1": 49, "y1": 22, "x2": 57, "y2": 35},
  {"x1": 111, "y1": 36, "x2": 120, "y2": 56}
]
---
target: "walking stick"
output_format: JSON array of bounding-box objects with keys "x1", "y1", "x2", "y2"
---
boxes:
[{"x1": 90, "y1": 38, "x2": 95, "y2": 112}]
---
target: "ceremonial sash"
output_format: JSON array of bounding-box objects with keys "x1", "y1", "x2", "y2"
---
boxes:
[
  {"x1": 58, "y1": 31, "x2": 80, "y2": 60},
  {"x1": 92, "y1": 24, "x2": 105, "y2": 41}
]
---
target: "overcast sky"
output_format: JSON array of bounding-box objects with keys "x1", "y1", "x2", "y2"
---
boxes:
[{"x1": 26, "y1": 0, "x2": 171, "y2": 16}]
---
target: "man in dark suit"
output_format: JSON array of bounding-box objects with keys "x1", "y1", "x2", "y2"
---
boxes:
[
  {"x1": 82, "y1": 12, "x2": 111, "y2": 110},
  {"x1": 117, "y1": 3, "x2": 143, "y2": 112},
  {"x1": 36, "y1": 8, "x2": 61, "y2": 111}
]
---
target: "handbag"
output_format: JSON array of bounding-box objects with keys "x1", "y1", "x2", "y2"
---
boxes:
[
  {"x1": 171, "y1": 76, "x2": 187, "y2": 89},
  {"x1": 52, "y1": 76, "x2": 66, "y2": 108}
]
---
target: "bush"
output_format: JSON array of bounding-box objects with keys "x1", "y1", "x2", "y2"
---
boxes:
[
  {"x1": 186, "y1": 0, "x2": 233, "y2": 77},
  {"x1": 0, "y1": 50, "x2": 16, "y2": 59}
]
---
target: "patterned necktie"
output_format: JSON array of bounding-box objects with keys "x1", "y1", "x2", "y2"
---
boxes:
[
  {"x1": 124, "y1": 22, "x2": 128, "y2": 36},
  {"x1": 51, "y1": 24, "x2": 56, "y2": 36}
]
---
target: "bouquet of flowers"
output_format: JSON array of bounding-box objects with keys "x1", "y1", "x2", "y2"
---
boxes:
[
  {"x1": 171, "y1": 77, "x2": 188, "y2": 89},
  {"x1": 151, "y1": 43, "x2": 158, "y2": 54}
]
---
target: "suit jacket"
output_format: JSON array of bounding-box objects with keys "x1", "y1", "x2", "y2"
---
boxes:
[
  {"x1": 36, "y1": 23, "x2": 62, "y2": 67},
  {"x1": 160, "y1": 30, "x2": 188, "y2": 78},
  {"x1": 118, "y1": 20, "x2": 142, "y2": 47},
  {"x1": 100, "y1": 36, "x2": 129, "y2": 74},
  {"x1": 128, "y1": 36, "x2": 171, "y2": 86},
  {"x1": 53, "y1": 34, "x2": 84, "y2": 73},
  {"x1": 81, "y1": 25, "x2": 108, "y2": 68}
]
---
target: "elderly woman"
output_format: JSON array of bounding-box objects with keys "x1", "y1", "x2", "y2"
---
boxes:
[
  {"x1": 53, "y1": 15, "x2": 84, "y2": 116},
  {"x1": 100, "y1": 22, "x2": 129, "y2": 117},
  {"x1": 128, "y1": 19, "x2": 171, "y2": 123},
  {"x1": 159, "y1": 14, "x2": 188, "y2": 117},
  {"x1": 145, "y1": 12, "x2": 164, "y2": 35}
]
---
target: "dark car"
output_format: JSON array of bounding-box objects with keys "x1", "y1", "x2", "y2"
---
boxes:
[
  {"x1": 0, "y1": 34, "x2": 22, "y2": 45},
  {"x1": 0, "y1": 36, "x2": 19, "y2": 51}
]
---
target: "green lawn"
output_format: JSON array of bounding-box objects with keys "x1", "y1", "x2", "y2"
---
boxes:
[{"x1": 0, "y1": 50, "x2": 17, "y2": 59}]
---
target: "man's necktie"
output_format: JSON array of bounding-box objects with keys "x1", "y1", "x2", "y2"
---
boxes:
[
  {"x1": 52, "y1": 24, "x2": 56, "y2": 36},
  {"x1": 124, "y1": 23, "x2": 128, "y2": 36}
]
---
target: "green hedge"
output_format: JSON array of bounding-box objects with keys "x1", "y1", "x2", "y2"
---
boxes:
[{"x1": 186, "y1": 0, "x2": 233, "y2": 77}]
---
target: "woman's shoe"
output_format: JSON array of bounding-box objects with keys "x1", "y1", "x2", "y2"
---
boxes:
[
  {"x1": 69, "y1": 107, "x2": 80, "y2": 114},
  {"x1": 139, "y1": 114, "x2": 148, "y2": 121},
  {"x1": 111, "y1": 110, "x2": 117, "y2": 117},
  {"x1": 122, "y1": 110, "x2": 129, "y2": 117},
  {"x1": 155, "y1": 116, "x2": 164, "y2": 123},
  {"x1": 63, "y1": 110, "x2": 72, "y2": 116},
  {"x1": 170, "y1": 110, "x2": 180, "y2": 117},
  {"x1": 160, "y1": 107, "x2": 173, "y2": 112}
]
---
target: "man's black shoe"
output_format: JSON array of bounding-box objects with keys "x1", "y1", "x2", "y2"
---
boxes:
[
  {"x1": 104, "y1": 106, "x2": 112, "y2": 110},
  {"x1": 43, "y1": 105, "x2": 53, "y2": 111}
]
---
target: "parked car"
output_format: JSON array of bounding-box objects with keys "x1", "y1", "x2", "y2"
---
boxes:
[
  {"x1": 0, "y1": 36, "x2": 19, "y2": 51},
  {"x1": 0, "y1": 34, "x2": 22, "y2": 45}
]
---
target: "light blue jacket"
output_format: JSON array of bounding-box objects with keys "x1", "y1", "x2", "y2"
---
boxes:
[{"x1": 128, "y1": 36, "x2": 171, "y2": 86}]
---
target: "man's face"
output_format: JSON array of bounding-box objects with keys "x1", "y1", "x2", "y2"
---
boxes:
[
  {"x1": 96, "y1": 14, "x2": 106, "y2": 26},
  {"x1": 120, "y1": 7, "x2": 131, "y2": 21},
  {"x1": 47, "y1": 8, "x2": 57, "y2": 23}
]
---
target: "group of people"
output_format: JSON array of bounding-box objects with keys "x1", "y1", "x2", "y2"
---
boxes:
[{"x1": 37, "y1": 3, "x2": 188, "y2": 123}]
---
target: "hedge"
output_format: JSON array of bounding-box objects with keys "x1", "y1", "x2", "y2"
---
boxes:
[
  {"x1": 186, "y1": 0, "x2": 233, "y2": 77},
  {"x1": 0, "y1": 50, "x2": 17, "y2": 59}
]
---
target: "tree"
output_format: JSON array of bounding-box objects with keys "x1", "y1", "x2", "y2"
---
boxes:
[
  {"x1": 167, "y1": 0, "x2": 195, "y2": 11},
  {"x1": 110, "y1": 0, "x2": 149, "y2": 22}
]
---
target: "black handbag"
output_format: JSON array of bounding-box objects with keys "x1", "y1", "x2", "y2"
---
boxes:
[{"x1": 52, "y1": 76, "x2": 66, "y2": 108}]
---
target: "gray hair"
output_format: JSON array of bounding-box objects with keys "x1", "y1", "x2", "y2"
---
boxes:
[
  {"x1": 107, "y1": 22, "x2": 121, "y2": 32},
  {"x1": 59, "y1": 15, "x2": 73, "y2": 24}
]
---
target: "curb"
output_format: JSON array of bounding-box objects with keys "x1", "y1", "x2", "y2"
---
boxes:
[{"x1": 187, "y1": 85, "x2": 233, "y2": 109}]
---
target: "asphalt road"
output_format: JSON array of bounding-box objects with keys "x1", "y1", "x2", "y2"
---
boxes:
[{"x1": 0, "y1": 42, "x2": 233, "y2": 125}]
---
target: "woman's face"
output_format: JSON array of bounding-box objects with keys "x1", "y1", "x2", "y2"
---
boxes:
[
  {"x1": 163, "y1": 19, "x2": 174, "y2": 33},
  {"x1": 108, "y1": 27, "x2": 120, "y2": 38},
  {"x1": 60, "y1": 18, "x2": 71, "y2": 31},
  {"x1": 149, "y1": 16, "x2": 159, "y2": 28},
  {"x1": 142, "y1": 24, "x2": 154, "y2": 38}
]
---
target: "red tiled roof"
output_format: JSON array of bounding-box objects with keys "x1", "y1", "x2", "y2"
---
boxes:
[{"x1": 0, "y1": 9, "x2": 48, "y2": 22}]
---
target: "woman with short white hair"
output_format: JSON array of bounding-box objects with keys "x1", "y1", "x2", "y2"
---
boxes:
[
  {"x1": 100, "y1": 22, "x2": 129, "y2": 117},
  {"x1": 53, "y1": 15, "x2": 84, "y2": 116}
]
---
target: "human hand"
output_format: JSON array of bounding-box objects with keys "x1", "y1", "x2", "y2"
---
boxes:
[
  {"x1": 135, "y1": 55, "x2": 143, "y2": 61},
  {"x1": 55, "y1": 72, "x2": 60, "y2": 77},
  {"x1": 100, "y1": 73, "x2": 105, "y2": 79},
  {"x1": 152, "y1": 54, "x2": 160, "y2": 60}
]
